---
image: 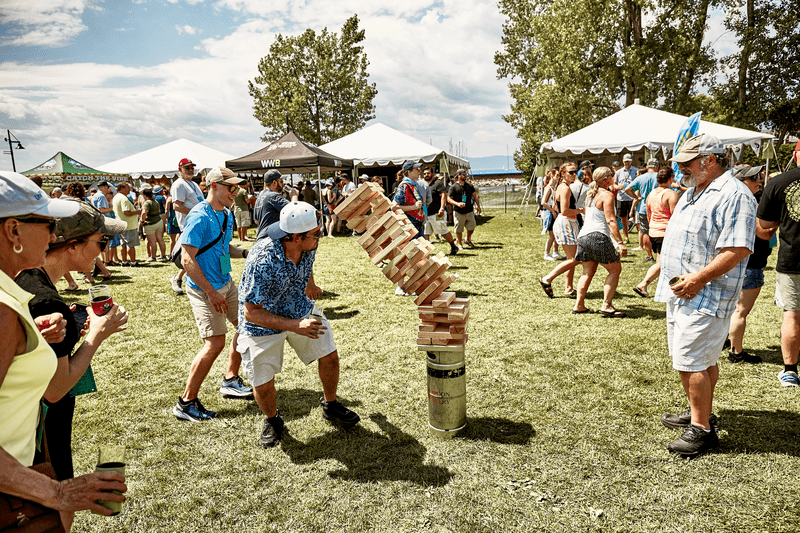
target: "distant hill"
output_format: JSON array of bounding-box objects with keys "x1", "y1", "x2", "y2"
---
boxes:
[{"x1": 468, "y1": 155, "x2": 518, "y2": 171}]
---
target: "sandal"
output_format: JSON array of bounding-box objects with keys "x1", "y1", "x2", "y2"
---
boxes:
[
  {"x1": 539, "y1": 278, "x2": 554, "y2": 299},
  {"x1": 633, "y1": 286, "x2": 649, "y2": 298},
  {"x1": 565, "y1": 289, "x2": 577, "y2": 298},
  {"x1": 599, "y1": 309, "x2": 626, "y2": 318},
  {"x1": 572, "y1": 308, "x2": 593, "y2": 314}
]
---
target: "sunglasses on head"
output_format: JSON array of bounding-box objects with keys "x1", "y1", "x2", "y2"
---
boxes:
[{"x1": 14, "y1": 217, "x2": 57, "y2": 233}]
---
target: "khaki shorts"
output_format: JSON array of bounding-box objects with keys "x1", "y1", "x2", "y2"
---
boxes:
[
  {"x1": 424, "y1": 212, "x2": 449, "y2": 235},
  {"x1": 236, "y1": 306, "x2": 336, "y2": 387},
  {"x1": 454, "y1": 211, "x2": 476, "y2": 233},
  {"x1": 185, "y1": 279, "x2": 239, "y2": 338},
  {"x1": 234, "y1": 207, "x2": 251, "y2": 228},
  {"x1": 775, "y1": 272, "x2": 800, "y2": 311},
  {"x1": 666, "y1": 301, "x2": 730, "y2": 372},
  {"x1": 144, "y1": 219, "x2": 164, "y2": 235}
]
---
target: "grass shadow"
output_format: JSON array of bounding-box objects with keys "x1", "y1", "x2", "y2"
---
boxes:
[
  {"x1": 318, "y1": 290, "x2": 340, "y2": 300},
  {"x1": 281, "y1": 412, "x2": 453, "y2": 486},
  {"x1": 460, "y1": 417, "x2": 535, "y2": 445},
  {"x1": 747, "y1": 346, "x2": 782, "y2": 364},
  {"x1": 616, "y1": 303, "x2": 666, "y2": 320},
  {"x1": 453, "y1": 290, "x2": 488, "y2": 298},
  {"x1": 447, "y1": 265, "x2": 470, "y2": 270},
  {"x1": 719, "y1": 409, "x2": 800, "y2": 456},
  {"x1": 324, "y1": 305, "x2": 360, "y2": 320}
]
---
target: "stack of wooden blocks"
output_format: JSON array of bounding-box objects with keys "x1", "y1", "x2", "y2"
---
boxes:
[{"x1": 333, "y1": 182, "x2": 469, "y2": 349}]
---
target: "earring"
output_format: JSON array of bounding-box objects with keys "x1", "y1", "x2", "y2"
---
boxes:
[{"x1": 13, "y1": 243, "x2": 23, "y2": 254}]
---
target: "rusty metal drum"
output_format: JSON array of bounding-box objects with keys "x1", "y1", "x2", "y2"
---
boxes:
[{"x1": 426, "y1": 348, "x2": 466, "y2": 438}]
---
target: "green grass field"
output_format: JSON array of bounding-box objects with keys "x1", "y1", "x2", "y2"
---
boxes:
[{"x1": 61, "y1": 209, "x2": 799, "y2": 532}]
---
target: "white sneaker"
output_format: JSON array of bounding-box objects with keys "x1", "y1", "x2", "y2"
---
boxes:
[
  {"x1": 394, "y1": 286, "x2": 409, "y2": 296},
  {"x1": 543, "y1": 253, "x2": 556, "y2": 261},
  {"x1": 778, "y1": 370, "x2": 800, "y2": 387},
  {"x1": 552, "y1": 252, "x2": 566, "y2": 260},
  {"x1": 171, "y1": 276, "x2": 184, "y2": 295}
]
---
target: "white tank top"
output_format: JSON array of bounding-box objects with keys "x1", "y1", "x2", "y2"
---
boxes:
[{"x1": 578, "y1": 195, "x2": 612, "y2": 239}]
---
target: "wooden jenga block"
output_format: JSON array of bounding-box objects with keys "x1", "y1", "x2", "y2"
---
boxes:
[
  {"x1": 408, "y1": 255, "x2": 450, "y2": 295},
  {"x1": 388, "y1": 245, "x2": 429, "y2": 284},
  {"x1": 401, "y1": 256, "x2": 440, "y2": 292},
  {"x1": 358, "y1": 211, "x2": 394, "y2": 245},
  {"x1": 449, "y1": 323, "x2": 467, "y2": 334},
  {"x1": 340, "y1": 190, "x2": 384, "y2": 220},
  {"x1": 416, "y1": 337, "x2": 432, "y2": 345},
  {"x1": 367, "y1": 225, "x2": 404, "y2": 256},
  {"x1": 333, "y1": 182, "x2": 378, "y2": 217},
  {"x1": 415, "y1": 273, "x2": 458, "y2": 306},
  {"x1": 371, "y1": 231, "x2": 414, "y2": 265},
  {"x1": 419, "y1": 322, "x2": 438, "y2": 332},
  {"x1": 432, "y1": 291, "x2": 456, "y2": 308}
]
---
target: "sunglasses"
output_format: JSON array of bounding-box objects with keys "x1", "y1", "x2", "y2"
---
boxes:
[
  {"x1": 567, "y1": 170, "x2": 578, "y2": 175},
  {"x1": 78, "y1": 235, "x2": 110, "y2": 251},
  {"x1": 15, "y1": 217, "x2": 57, "y2": 233}
]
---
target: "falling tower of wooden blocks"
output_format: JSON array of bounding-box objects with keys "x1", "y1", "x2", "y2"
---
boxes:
[{"x1": 333, "y1": 182, "x2": 469, "y2": 349}]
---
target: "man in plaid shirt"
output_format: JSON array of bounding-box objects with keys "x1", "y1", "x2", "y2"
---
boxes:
[{"x1": 654, "y1": 134, "x2": 756, "y2": 457}]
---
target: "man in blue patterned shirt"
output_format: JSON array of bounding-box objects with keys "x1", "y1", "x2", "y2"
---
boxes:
[
  {"x1": 654, "y1": 134, "x2": 756, "y2": 457},
  {"x1": 237, "y1": 202, "x2": 359, "y2": 448}
]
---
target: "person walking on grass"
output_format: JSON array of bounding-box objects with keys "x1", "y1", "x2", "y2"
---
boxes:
[
  {"x1": 237, "y1": 202, "x2": 358, "y2": 448},
  {"x1": 614, "y1": 154, "x2": 637, "y2": 243},
  {"x1": 447, "y1": 169, "x2": 481, "y2": 249},
  {"x1": 571, "y1": 167, "x2": 627, "y2": 317},
  {"x1": 756, "y1": 148, "x2": 800, "y2": 387},
  {"x1": 725, "y1": 165, "x2": 773, "y2": 365},
  {"x1": 625, "y1": 159, "x2": 660, "y2": 262},
  {"x1": 633, "y1": 167, "x2": 679, "y2": 299},
  {"x1": 655, "y1": 134, "x2": 756, "y2": 457},
  {"x1": 173, "y1": 168, "x2": 254, "y2": 422},
  {"x1": 539, "y1": 162, "x2": 584, "y2": 299},
  {"x1": 541, "y1": 169, "x2": 564, "y2": 260},
  {"x1": 391, "y1": 161, "x2": 426, "y2": 240},
  {"x1": 111, "y1": 182, "x2": 140, "y2": 267},
  {"x1": 423, "y1": 168, "x2": 459, "y2": 255},
  {"x1": 170, "y1": 158, "x2": 205, "y2": 295}
]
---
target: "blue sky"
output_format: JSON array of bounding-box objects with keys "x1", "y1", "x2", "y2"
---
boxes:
[{"x1": 0, "y1": 0, "x2": 736, "y2": 173}]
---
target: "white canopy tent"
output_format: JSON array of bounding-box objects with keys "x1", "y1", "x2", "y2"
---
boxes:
[
  {"x1": 319, "y1": 123, "x2": 469, "y2": 175},
  {"x1": 540, "y1": 104, "x2": 774, "y2": 161},
  {"x1": 99, "y1": 138, "x2": 235, "y2": 180}
]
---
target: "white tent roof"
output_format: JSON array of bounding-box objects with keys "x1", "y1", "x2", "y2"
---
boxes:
[
  {"x1": 98, "y1": 138, "x2": 235, "y2": 180},
  {"x1": 541, "y1": 104, "x2": 774, "y2": 158},
  {"x1": 319, "y1": 123, "x2": 469, "y2": 169}
]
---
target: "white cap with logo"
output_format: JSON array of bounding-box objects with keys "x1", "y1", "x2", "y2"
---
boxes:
[{"x1": 0, "y1": 171, "x2": 81, "y2": 218}]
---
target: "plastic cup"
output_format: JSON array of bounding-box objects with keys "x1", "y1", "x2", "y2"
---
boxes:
[
  {"x1": 93, "y1": 446, "x2": 126, "y2": 516},
  {"x1": 88, "y1": 285, "x2": 113, "y2": 316}
]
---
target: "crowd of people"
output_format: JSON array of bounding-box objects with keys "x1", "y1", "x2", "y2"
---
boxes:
[
  {"x1": 534, "y1": 133, "x2": 800, "y2": 457},
  {"x1": 2, "y1": 135, "x2": 799, "y2": 529}
]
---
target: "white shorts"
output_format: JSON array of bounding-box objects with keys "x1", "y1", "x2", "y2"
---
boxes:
[
  {"x1": 553, "y1": 216, "x2": 579, "y2": 246},
  {"x1": 424, "y1": 213, "x2": 449, "y2": 235},
  {"x1": 236, "y1": 307, "x2": 337, "y2": 387},
  {"x1": 666, "y1": 301, "x2": 730, "y2": 372}
]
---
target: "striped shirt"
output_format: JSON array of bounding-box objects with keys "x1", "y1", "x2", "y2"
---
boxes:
[{"x1": 654, "y1": 170, "x2": 756, "y2": 318}]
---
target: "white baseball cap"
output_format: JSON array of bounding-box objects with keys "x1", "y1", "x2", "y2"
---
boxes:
[
  {"x1": 267, "y1": 201, "x2": 320, "y2": 240},
  {"x1": 0, "y1": 171, "x2": 81, "y2": 219}
]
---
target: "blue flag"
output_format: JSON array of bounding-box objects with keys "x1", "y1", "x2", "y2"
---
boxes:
[{"x1": 672, "y1": 111, "x2": 702, "y2": 183}]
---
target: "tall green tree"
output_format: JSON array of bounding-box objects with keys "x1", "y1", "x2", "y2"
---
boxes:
[
  {"x1": 711, "y1": 0, "x2": 800, "y2": 143},
  {"x1": 248, "y1": 14, "x2": 378, "y2": 146},
  {"x1": 495, "y1": 0, "x2": 718, "y2": 173}
]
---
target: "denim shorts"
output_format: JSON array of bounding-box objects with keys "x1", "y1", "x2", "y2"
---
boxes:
[{"x1": 742, "y1": 268, "x2": 764, "y2": 291}]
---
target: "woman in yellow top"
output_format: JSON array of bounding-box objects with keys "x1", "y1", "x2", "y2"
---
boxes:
[{"x1": 0, "y1": 171, "x2": 126, "y2": 531}]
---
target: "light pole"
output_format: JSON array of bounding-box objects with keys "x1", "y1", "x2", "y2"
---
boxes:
[{"x1": 4, "y1": 130, "x2": 25, "y2": 172}]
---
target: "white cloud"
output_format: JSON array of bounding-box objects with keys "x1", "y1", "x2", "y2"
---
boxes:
[
  {"x1": 0, "y1": 0, "x2": 520, "y2": 172},
  {"x1": 175, "y1": 24, "x2": 198, "y2": 35},
  {"x1": 0, "y1": 0, "x2": 91, "y2": 47}
]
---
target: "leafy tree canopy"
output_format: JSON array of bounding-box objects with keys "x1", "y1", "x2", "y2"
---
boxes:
[{"x1": 249, "y1": 14, "x2": 378, "y2": 146}]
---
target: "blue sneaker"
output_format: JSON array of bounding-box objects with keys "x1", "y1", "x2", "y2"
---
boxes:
[
  {"x1": 173, "y1": 397, "x2": 216, "y2": 421},
  {"x1": 778, "y1": 370, "x2": 800, "y2": 388},
  {"x1": 220, "y1": 375, "x2": 253, "y2": 397}
]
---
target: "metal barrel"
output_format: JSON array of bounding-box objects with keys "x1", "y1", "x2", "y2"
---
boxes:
[{"x1": 426, "y1": 349, "x2": 466, "y2": 439}]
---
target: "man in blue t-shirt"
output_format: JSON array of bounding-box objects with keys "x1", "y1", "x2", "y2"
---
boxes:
[
  {"x1": 237, "y1": 202, "x2": 359, "y2": 448},
  {"x1": 625, "y1": 159, "x2": 660, "y2": 261},
  {"x1": 253, "y1": 169, "x2": 298, "y2": 241},
  {"x1": 173, "y1": 167, "x2": 254, "y2": 423}
]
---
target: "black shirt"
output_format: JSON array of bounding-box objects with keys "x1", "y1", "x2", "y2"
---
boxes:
[
  {"x1": 254, "y1": 190, "x2": 289, "y2": 241},
  {"x1": 429, "y1": 178, "x2": 446, "y2": 213},
  {"x1": 747, "y1": 190, "x2": 773, "y2": 270},
  {"x1": 15, "y1": 268, "x2": 79, "y2": 358},
  {"x1": 757, "y1": 168, "x2": 800, "y2": 274},
  {"x1": 448, "y1": 181, "x2": 476, "y2": 215}
]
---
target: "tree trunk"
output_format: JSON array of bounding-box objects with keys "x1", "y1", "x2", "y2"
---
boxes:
[
  {"x1": 676, "y1": 0, "x2": 711, "y2": 114},
  {"x1": 736, "y1": 0, "x2": 754, "y2": 126},
  {"x1": 624, "y1": 0, "x2": 644, "y2": 106}
]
